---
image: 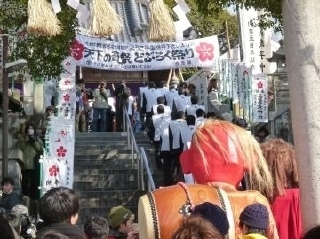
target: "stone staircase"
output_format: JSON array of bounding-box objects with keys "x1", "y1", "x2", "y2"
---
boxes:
[{"x1": 73, "y1": 132, "x2": 163, "y2": 224}]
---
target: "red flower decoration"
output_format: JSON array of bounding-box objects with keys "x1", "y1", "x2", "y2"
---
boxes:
[
  {"x1": 195, "y1": 42, "x2": 214, "y2": 61},
  {"x1": 64, "y1": 80, "x2": 71, "y2": 85},
  {"x1": 49, "y1": 165, "x2": 59, "y2": 177},
  {"x1": 71, "y1": 39, "x2": 85, "y2": 61},
  {"x1": 56, "y1": 146, "x2": 67, "y2": 157},
  {"x1": 257, "y1": 81, "x2": 264, "y2": 89},
  {"x1": 63, "y1": 94, "x2": 70, "y2": 102}
]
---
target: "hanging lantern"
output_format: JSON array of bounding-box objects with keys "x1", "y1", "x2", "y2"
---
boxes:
[
  {"x1": 148, "y1": 0, "x2": 176, "y2": 42},
  {"x1": 89, "y1": 0, "x2": 123, "y2": 37},
  {"x1": 27, "y1": 0, "x2": 62, "y2": 36}
]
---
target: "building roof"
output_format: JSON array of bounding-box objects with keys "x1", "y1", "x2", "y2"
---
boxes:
[{"x1": 80, "y1": 0, "x2": 149, "y2": 43}]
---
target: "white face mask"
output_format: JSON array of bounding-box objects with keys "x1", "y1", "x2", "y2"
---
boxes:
[{"x1": 28, "y1": 129, "x2": 35, "y2": 135}]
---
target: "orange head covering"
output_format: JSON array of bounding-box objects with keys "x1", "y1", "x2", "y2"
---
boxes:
[{"x1": 180, "y1": 119, "x2": 273, "y2": 197}]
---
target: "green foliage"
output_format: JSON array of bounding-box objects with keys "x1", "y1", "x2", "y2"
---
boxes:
[
  {"x1": 164, "y1": 0, "x2": 239, "y2": 79},
  {"x1": 181, "y1": 67, "x2": 199, "y2": 80},
  {"x1": 195, "y1": 0, "x2": 283, "y2": 32},
  {"x1": 0, "y1": 0, "x2": 78, "y2": 77}
]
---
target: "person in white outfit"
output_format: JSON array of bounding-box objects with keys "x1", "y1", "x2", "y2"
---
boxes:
[
  {"x1": 185, "y1": 95, "x2": 205, "y2": 119},
  {"x1": 143, "y1": 82, "x2": 164, "y2": 129}
]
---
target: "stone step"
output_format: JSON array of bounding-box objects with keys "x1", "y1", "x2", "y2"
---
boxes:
[
  {"x1": 74, "y1": 148, "x2": 154, "y2": 156},
  {"x1": 77, "y1": 189, "x2": 147, "y2": 223},
  {"x1": 73, "y1": 180, "x2": 138, "y2": 191},
  {"x1": 73, "y1": 132, "x2": 157, "y2": 225},
  {"x1": 75, "y1": 167, "x2": 137, "y2": 175},
  {"x1": 75, "y1": 141, "x2": 129, "y2": 146},
  {"x1": 74, "y1": 153, "x2": 137, "y2": 160},
  {"x1": 74, "y1": 159, "x2": 135, "y2": 167}
]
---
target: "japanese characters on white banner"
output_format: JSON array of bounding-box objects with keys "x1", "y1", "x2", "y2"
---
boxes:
[
  {"x1": 238, "y1": 7, "x2": 271, "y2": 74},
  {"x1": 218, "y1": 59, "x2": 268, "y2": 123},
  {"x1": 252, "y1": 74, "x2": 268, "y2": 122},
  {"x1": 72, "y1": 34, "x2": 219, "y2": 71},
  {"x1": 40, "y1": 57, "x2": 76, "y2": 195},
  {"x1": 185, "y1": 70, "x2": 208, "y2": 111}
]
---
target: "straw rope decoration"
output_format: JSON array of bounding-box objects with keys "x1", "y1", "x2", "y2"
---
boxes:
[
  {"x1": 89, "y1": 0, "x2": 123, "y2": 37},
  {"x1": 148, "y1": 0, "x2": 176, "y2": 42},
  {"x1": 27, "y1": 0, "x2": 62, "y2": 36}
]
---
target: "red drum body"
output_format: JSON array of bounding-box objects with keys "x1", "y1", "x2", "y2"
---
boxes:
[
  {"x1": 138, "y1": 184, "x2": 278, "y2": 239},
  {"x1": 138, "y1": 184, "x2": 230, "y2": 239}
]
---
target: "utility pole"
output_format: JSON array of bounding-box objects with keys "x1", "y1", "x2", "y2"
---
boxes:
[{"x1": 1, "y1": 34, "x2": 9, "y2": 177}]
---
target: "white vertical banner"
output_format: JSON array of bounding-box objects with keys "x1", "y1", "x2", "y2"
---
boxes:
[
  {"x1": 252, "y1": 74, "x2": 268, "y2": 122},
  {"x1": 238, "y1": 7, "x2": 262, "y2": 74},
  {"x1": 231, "y1": 63, "x2": 240, "y2": 103},
  {"x1": 238, "y1": 64, "x2": 249, "y2": 107},
  {"x1": 223, "y1": 60, "x2": 231, "y2": 99},
  {"x1": 41, "y1": 57, "x2": 76, "y2": 195},
  {"x1": 186, "y1": 71, "x2": 208, "y2": 110}
]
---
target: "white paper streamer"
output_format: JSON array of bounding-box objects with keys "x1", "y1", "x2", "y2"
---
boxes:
[
  {"x1": 76, "y1": 4, "x2": 90, "y2": 22},
  {"x1": 175, "y1": 0, "x2": 190, "y2": 14},
  {"x1": 173, "y1": 3, "x2": 191, "y2": 42},
  {"x1": 51, "y1": 0, "x2": 61, "y2": 13},
  {"x1": 67, "y1": 0, "x2": 79, "y2": 10}
]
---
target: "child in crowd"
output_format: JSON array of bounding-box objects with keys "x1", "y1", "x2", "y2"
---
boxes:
[
  {"x1": 239, "y1": 203, "x2": 269, "y2": 239},
  {"x1": 172, "y1": 216, "x2": 223, "y2": 239},
  {"x1": 108, "y1": 206, "x2": 137, "y2": 239},
  {"x1": 36, "y1": 187, "x2": 85, "y2": 239},
  {"x1": 84, "y1": 216, "x2": 109, "y2": 239},
  {"x1": 191, "y1": 202, "x2": 229, "y2": 238}
]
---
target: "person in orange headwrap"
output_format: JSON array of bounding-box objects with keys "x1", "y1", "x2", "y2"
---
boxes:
[{"x1": 260, "y1": 138, "x2": 302, "y2": 239}]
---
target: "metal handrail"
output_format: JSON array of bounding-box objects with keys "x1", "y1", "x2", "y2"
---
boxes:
[
  {"x1": 274, "y1": 107, "x2": 290, "y2": 120},
  {"x1": 140, "y1": 147, "x2": 156, "y2": 191},
  {"x1": 123, "y1": 108, "x2": 155, "y2": 191}
]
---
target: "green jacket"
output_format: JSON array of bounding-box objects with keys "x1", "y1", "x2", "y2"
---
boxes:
[
  {"x1": 93, "y1": 88, "x2": 110, "y2": 109},
  {"x1": 17, "y1": 135, "x2": 43, "y2": 169}
]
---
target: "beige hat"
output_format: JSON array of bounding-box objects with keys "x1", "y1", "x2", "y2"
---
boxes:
[{"x1": 11, "y1": 204, "x2": 28, "y2": 215}]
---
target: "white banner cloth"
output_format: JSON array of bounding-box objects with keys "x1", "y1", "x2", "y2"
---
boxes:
[{"x1": 72, "y1": 34, "x2": 219, "y2": 71}]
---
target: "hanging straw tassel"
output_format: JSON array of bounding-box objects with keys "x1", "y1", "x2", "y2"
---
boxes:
[
  {"x1": 149, "y1": 0, "x2": 176, "y2": 42},
  {"x1": 27, "y1": 0, "x2": 62, "y2": 36},
  {"x1": 90, "y1": 0, "x2": 123, "y2": 37}
]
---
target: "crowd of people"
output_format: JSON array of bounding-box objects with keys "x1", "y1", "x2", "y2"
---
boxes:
[
  {"x1": 0, "y1": 186, "x2": 138, "y2": 239},
  {"x1": 0, "y1": 76, "x2": 318, "y2": 239},
  {"x1": 75, "y1": 80, "x2": 131, "y2": 133},
  {"x1": 0, "y1": 184, "x2": 318, "y2": 238}
]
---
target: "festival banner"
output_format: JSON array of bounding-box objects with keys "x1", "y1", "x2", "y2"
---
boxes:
[
  {"x1": 238, "y1": 7, "x2": 262, "y2": 74},
  {"x1": 72, "y1": 34, "x2": 219, "y2": 71},
  {"x1": 252, "y1": 74, "x2": 268, "y2": 122},
  {"x1": 238, "y1": 64, "x2": 249, "y2": 108},
  {"x1": 231, "y1": 63, "x2": 241, "y2": 103},
  {"x1": 40, "y1": 57, "x2": 76, "y2": 195},
  {"x1": 186, "y1": 70, "x2": 208, "y2": 111}
]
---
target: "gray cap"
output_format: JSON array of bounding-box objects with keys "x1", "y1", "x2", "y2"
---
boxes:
[{"x1": 11, "y1": 204, "x2": 28, "y2": 215}]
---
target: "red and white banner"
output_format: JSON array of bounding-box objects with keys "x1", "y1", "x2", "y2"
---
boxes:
[
  {"x1": 71, "y1": 34, "x2": 219, "y2": 71},
  {"x1": 41, "y1": 57, "x2": 76, "y2": 195},
  {"x1": 252, "y1": 74, "x2": 268, "y2": 122}
]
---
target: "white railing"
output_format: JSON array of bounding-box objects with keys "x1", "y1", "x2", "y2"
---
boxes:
[{"x1": 123, "y1": 108, "x2": 155, "y2": 191}]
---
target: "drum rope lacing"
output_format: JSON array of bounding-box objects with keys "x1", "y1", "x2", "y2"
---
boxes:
[
  {"x1": 178, "y1": 182, "x2": 229, "y2": 239},
  {"x1": 146, "y1": 192, "x2": 161, "y2": 239},
  {"x1": 177, "y1": 182, "x2": 196, "y2": 212}
]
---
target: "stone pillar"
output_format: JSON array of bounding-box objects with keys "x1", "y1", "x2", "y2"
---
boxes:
[
  {"x1": 0, "y1": 114, "x2": 24, "y2": 188},
  {"x1": 282, "y1": 0, "x2": 320, "y2": 232},
  {"x1": 34, "y1": 82, "x2": 44, "y2": 115},
  {"x1": 23, "y1": 74, "x2": 35, "y2": 115}
]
